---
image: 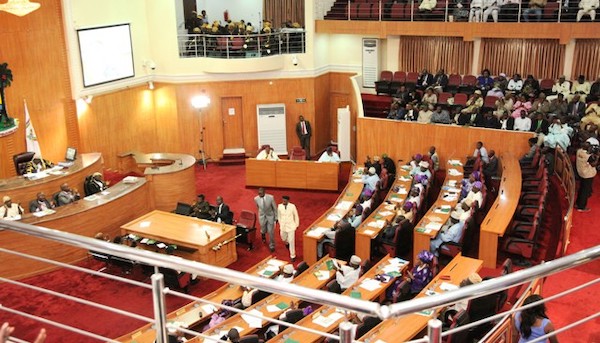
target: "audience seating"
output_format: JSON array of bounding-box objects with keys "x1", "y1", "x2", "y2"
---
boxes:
[
  {"x1": 380, "y1": 219, "x2": 413, "y2": 259},
  {"x1": 390, "y1": 71, "x2": 407, "y2": 94},
  {"x1": 460, "y1": 75, "x2": 477, "y2": 94},
  {"x1": 375, "y1": 70, "x2": 393, "y2": 95},
  {"x1": 12, "y1": 151, "x2": 35, "y2": 176},
  {"x1": 438, "y1": 92, "x2": 453, "y2": 105},
  {"x1": 437, "y1": 216, "x2": 474, "y2": 262},
  {"x1": 453, "y1": 93, "x2": 468, "y2": 107},
  {"x1": 539, "y1": 78, "x2": 554, "y2": 93},
  {"x1": 405, "y1": 72, "x2": 419, "y2": 90},
  {"x1": 235, "y1": 210, "x2": 257, "y2": 250},
  {"x1": 447, "y1": 74, "x2": 462, "y2": 93},
  {"x1": 356, "y1": 316, "x2": 383, "y2": 337},
  {"x1": 444, "y1": 310, "x2": 470, "y2": 343},
  {"x1": 160, "y1": 267, "x2": 192, "y2": 293}
]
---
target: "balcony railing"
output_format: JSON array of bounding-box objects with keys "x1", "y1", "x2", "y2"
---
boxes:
[
  {"x1": 317, "y1": 0, "x2": 598, "y2": 23},
  {"x1": 178, "y1": 29, "x2": 306, "y2": 59}
]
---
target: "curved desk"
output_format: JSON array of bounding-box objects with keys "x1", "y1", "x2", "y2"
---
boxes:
[
  {"x1": 246, "y1": 159, "x2": 340, "y2": 191},
  {"x1": 0, "y1": 179, "x2": 151, "y2": 279},
  {"x1": 0, "y1": 153, "x2": 103, "y2": 209},
  {"x1": 479, "y1": 155, "x2": 521, "y2": 268},
  {"x1": 118, "y1": 152, "x2": 197, "y2": 211}
]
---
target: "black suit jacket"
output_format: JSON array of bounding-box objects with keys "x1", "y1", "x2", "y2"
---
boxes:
[
  {"x1": 296, "y1": 120, "x2": 312, "y2": 138},
  {"x1": 29, "y1": 199, "x2": 53, "y2": 213},
  {"x1": 418, "y1": 73, "x2": 434, "y2": 88},
  {"x1": 215, "y1": 203, "x2": 232, "y2": 224},
  {"x1": 433, "y1": 74, "x2": 449, "y2": 88},
  {"x1": 567, "y1": 101, "x2": 585, "y2": 119},
  {"x1": 530, "y1": 119, "x2": 549, "y2": 134}
]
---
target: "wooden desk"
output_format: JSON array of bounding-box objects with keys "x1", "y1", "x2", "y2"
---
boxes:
[
  {"x1": 413, "y1": 161, "x2": 464, "y2": 262},
  {"x1": 199, "y1": 256, "x2": 340, "y2": 342},
  {"x1": 0, "y1": 152, "x2": 102, "y2": 210},
  {"x1": 479, "y1": 155, "x2": 521, "y2": 268},
  {"x1": 269, "y1": 255, "x2": 408, "y2": 343},
  {"x1": 355, "y1": 165, "x2": 413, "y2": 260},
  {"x1": 115, "y1": 256, "x2": 287, "y2": 343},
  {"x1": 0, "y1": 179, "x2": 151, "y2": 279},
  {"x1": 118, "y1": 152, "x2": 197, "y2": 211},
  {"x1": 121, "y1": 211, "x2": 237, "y2": 267},
  {"x1": 245, "y1": 159, "x2": 340, "y2": 191},
  {"x1": 303, "y1": 169, "x2": 365, "y2": 265},
  {"x1": 360, "y1": 254, "x2": 483, "y2": 343}
]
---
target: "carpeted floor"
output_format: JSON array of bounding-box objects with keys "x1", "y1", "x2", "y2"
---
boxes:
[{"x1": 0, "y1": 164, "x2": 598, "y2": 342}]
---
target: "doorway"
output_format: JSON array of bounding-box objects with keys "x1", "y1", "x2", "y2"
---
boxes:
[{"x1": 221, "y1": 97, "x2": 245, "y2": 150}]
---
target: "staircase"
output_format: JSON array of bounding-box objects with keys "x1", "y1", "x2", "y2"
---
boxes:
[{"x1": 219, "y1": 148, "x2": 247, "y2": 165}]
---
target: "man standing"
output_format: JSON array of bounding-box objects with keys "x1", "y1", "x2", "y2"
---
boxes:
[
  {"x1": 213, "y1": 196, "x2": 232, "y2": 224},
  {"x1": 254, "y1": 188, "x2": 278, "y2": 252},
  {"x1": 296, "y1": 115, "x2": 312, "y2": 160},
  {"x1": 576, "y1": 140, "x2": 598, "y2": 212},
  {"x1": 277, "y1": 196, "x2": 299, "y2": 261}
]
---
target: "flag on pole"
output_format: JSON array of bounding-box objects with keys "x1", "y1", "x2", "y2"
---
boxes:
[{"x1": 24, "y1": 99, "x2": 42, "y2": 158}]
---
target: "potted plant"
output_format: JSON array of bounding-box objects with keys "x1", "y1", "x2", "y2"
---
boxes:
[{"x1": 0, "y1": 62, "x2": 17, "y2": 131}]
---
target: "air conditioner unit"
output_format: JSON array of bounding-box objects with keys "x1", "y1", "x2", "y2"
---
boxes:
[
  {"x1": 257, "y1": 104, "x2": 287, "y2": 155},
  {"x1": 362, "y1": 38, "x2": 379, "y2": 88}
]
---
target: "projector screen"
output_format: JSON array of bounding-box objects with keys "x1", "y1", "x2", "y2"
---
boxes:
[{"x1": 77, "y1": 24, "x2": 135, "y2": 87}]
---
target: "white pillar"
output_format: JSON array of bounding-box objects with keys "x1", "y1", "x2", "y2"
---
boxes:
[
  {"x1": 563, "y1": 39, "x2": 576, "y2": 79},
  {"x1": 471, "y1": 37, "x2": 482, "y2": 75}
]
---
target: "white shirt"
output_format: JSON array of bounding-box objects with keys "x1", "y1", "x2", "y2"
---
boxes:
[
  {"x1": 473, "y1": 147, "x2": 490, "y2": 164},
  {"x1": 336, "y1": 265, "x2": 361, "y2": 290},
  {"x1": 277, "y1": 203, "x2": 299, "y2": 232},
  {"x1": 508, "y1": 79, "x2": 523, "y2": 91},
  {"x1": 256, "y1": 149, "x2": 279, "y2": 161},
  {"x1": 552, "y1": 81, "x2": 571, "y2": 97},
  {"x1": 0, "y1": 203, "x2": 24, "y2": 220},
  {"x1": 318, "y1": 152, "x2": 341, "y2": 163},
  {"x1": 514, "y1": 116, "x2": 532, "y2": 131},
  {"x1": 462, "y1": 191, "x2": 484, "y2": 209},
  {"x1": 361, "y1": 173, "x2": 380, "y2": 192}
]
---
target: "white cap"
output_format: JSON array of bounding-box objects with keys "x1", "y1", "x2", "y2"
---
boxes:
[
  {"x1": 283, "y1": 264, "x2": 294, "y2": 274},
  {"x1": 450, "y1": 211, "x2": 461, "y2": 220},
  {"x1": 350, "y1": 255, "x2": 362, "y2": 265},
  {"x1": 474, "y1": 90, "x2": 482, "y2": 95},
  {"x1": 419, "y1": 161, "x2": 430, "y2": 168},
  {"x1": 368, "y1": 167, "x2": 376, "y2": 174},
  {"x1": 2, "y1": 196, "x2": 10, "y2": 203},
  {"x1": 586, "y1": 137, "x2": 600, "y2": 146}
]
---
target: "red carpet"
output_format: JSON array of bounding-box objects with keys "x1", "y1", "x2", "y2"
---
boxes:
[{"x1": 0, "y1": 164, "x2": 598, "y2": 342}]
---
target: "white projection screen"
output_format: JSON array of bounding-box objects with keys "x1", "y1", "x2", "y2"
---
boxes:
[{"x1": 77, "y1": 24, "x2": 135, "y2": 87}]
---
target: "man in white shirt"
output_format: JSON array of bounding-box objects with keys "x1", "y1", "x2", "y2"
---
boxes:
[
  {"x1": 549, "y1": 76, "x2": 571, "y2": 100},
  {"x1": 276, "y1": 264, "x2": 295, "y2": 283},
  {"x1": 334, "y1": 255, "x2": 362, "y2": 291},
  {"x1": 411, "y1": 161, "x2": 432, "y2": 181},
  {"x1": 429, "y1": 146, "x2": 440, "y2": 171},
  {"x1": 461, "y1": 181, "x2": 484, "y2": 209},
  {"x1": 0, "y1": 196, "x2": 24, "y2": 220},
  {"x1": 514, "y1": 110, "x2": 532, "y2": 131},
  {"x1": 577, "y1": 0, "x2": 598, "y2": 21},
  {"x1": 430, "y1": 211, "x2": 466, "y2": 255},
  {"x1": 361, "y1": 167, "x2": 380, "y2": 196},
  {"x1": 468, "y1": 141, "x2": 489, "y2": 164},
  {"x1": 256, "y1": 146, "x2": 279, "y2": 161},
  {"x1": 277, "y1": 195, "x2": 300, "y2": 261},
  {"x1": 318, "y1": 147, "x2": 341, "y2": 163}
]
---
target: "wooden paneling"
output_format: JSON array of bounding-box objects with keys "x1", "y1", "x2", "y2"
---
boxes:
[
  {"x1": 316, "y1": 20, "x2": 600, "y2": 43},
  {"x1": 245, "y1": 159, "x2": 339, "y2": 191},
  {"x1": 0, "y1": 0, "x2": 78, "y2": 178},
  {"x1": 0, "y1": 180, "x2": 151, "y2": 279},
  {"x1": 221, "y1": 96, "x2": 244, "y2": 149},
  {"x1": 147, "y1": 164, "x2": 197, "y2": 212},
  {"x1": 314, "y1": 73, "x2": 331, "y2": 151},
  {"x1": 357, "y1": 118, "x2": 533, "y2": 164}
]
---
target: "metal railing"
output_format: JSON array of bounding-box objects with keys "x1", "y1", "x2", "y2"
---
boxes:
[
  {"x1": 316, "y1": 0, "x2": 597, "y2": 23},
  {"x1": 178, "y1": 29, "x2": 306, "y2": 59},
  {"x1": 0, "y1": 219, "x2": 599, "y2": 342}
]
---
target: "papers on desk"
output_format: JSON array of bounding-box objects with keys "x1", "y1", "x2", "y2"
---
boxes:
[
  {"x1": 24, "y1": 171, "x2": 49, "y2": 180},
  {"x1": 267, "y1": 259, "x2": 286, "y2": 267},
  {"x1": 329, "y1": 312, "x2": 344, "y2": 322},
  {"x1": 201, "y1": 304, "x2": 217, "y2": 314},
  {"x1": 58, "y1": 161, "x2": 74, "y2": 167},
  {"x1": 401, "y1": 165, "x2": 412, "y2": 170},
  {"x1": 440, "y1": 282, "x2": 460, "y2": 292},
  {"x1": 313, "y1": 270, "x2": 331, "y2": 281},
  {"x1": 335, "y1": 201, "x2": 354, "y2": 210},
  {"x1": 259, "y1": 265, "x2": 280, "y2": 277},
  {"x1": 359, "y1": 278, "x2": 382, "y2": 291},
  {"x1": 448, "y1": 168, "x2": 463, "y2": 176},
  {"x1": 398, "y1": 175, "x2": 411, "y2": 181},
  {"x1": 448, "y1": 159, "x2": 463, "y2": 166},
  {"x1": 390, "y1": 197, "x2": 403, "y2": 203},
  {"x1": 266, "y1": 305, "x2": 281, "y2": 313},
  {"x1": 84, "y1": 195, "x2": 99, "y2": 201},
  {"x1": 326, "y1": 213, "x2": 342, "y2": 222},
  {"x1": 382, "y1": 264, "x2": 402, "y2": 274},
  {"x1": 306, "y1": 227, "x2": 330, "y2": 238},
  {"x1": 442, "y1": 193, "x2": 458, "y2": 202},
  {"x1": 352, "y1": 177, "x2": 363, "y2": 183},
  {"x1": 425, "y1": 222, "x2": 443, "y2": 231},
  {"x1": 396, "y1": 187, "x2": 408, "y2": 195},
  {"x1": 389, "y1": 257, "x2": 409, "y2": 266},
  {"x1": 384, "y1": 204, "x2": 395, "y2": 211},
  {"x1": 100, "y1": 191, "x2": 110, "y2": 195},
  {"x1": 156, "y1": 243, "x2": 167, "y2": 249},
  {"x1": 367, "y1": 220, "x2": 386, "y2": 229},
  {"x1": 378, "y1": 210, "x2": 393, "y2": 216},
  {"x1": 415, "y1": 308, "x2": 435, "y2": 317},
  {"x1": 447, "y1": 180, "x2": 458, "y2": 187},
  {"x1": 32, "y1": 209, "x2": 55, "y2": 218},
  {"x1": 434, "y1": 205, "x2": 452, "y2": 214},
  {"x1": 363, "y1": 229, "x2": 375, "y2": 236},
  {"x1": 123, "y1": 176, "x2": 139, "y2": 184},
  {"x1": 242, "y1": 309, "x2": 264, "y2": 328},
  {"x1": 312, "y1": 313, "x2": 341, "y2": 328},
  {"x1": 444, "y1": 186, "x2": 461, "y2": 193}
]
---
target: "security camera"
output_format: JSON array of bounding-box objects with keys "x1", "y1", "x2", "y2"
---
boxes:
[
  {"x1": 292, "y1": 55, "x2": 298, "y2": 66},
  {"x1": 145, "y1": 60, "x2": 157, "y2": 71}
]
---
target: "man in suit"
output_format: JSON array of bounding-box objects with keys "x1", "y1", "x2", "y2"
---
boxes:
[
  {"x1": 57, "y1": 183, "x2": 80, "y2": 206},
  {"x1": 213, "y1": 196, "x2": 232, "y2": 224},
  {"x1": 254, "y1": 188, "x2": 277, "y2": 252},
  {"x1": 29, "y1": 192, "x2": 55, "y2": 213},
  {"x1": 277, "y1": 195, "x2": 299, "y2": 261},
  {"x1": 295, "y1": 115, "x2": 311, "y2": 160},
  {"x1": 417, "y1": 69, "x2": 434, "y2": 90},
  {"x1": 567, "y1": 95, "x2": 586, "y2": 120}
]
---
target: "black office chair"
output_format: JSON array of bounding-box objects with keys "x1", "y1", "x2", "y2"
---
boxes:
[
  {"x1": 173, "y1": 202, "x2": 192, "y2": 216},
  {"x1": 355, "y1": 316, "x2": 382, "y2": 337},
  {"x1": 239, "y1": 335, "x2": 260, "y2": 343},
  {"x1": 278, "y1": 309, "x2": 304, "y2": 333},
  {"x1": 12, "y1": 151, "x2": 35, "y2": 175},
  {"x1": 295, "y1": 261, "x2": 309, "y2": 276},
  {"x1": 53, "y1": 192, "x2": 62, "y2": 207}
]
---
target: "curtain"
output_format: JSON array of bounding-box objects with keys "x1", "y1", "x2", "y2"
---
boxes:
[
  {"x1": 398, "y1": 36, "x2": 474, "y2": 75},
  {"x1": 480, "y1": 39, "x2": 565, "y2": 79},
  {"x1": 263, "y1": 0, "x2": 305, "y2": 28},
  {"x1": 572, "y1": 39, "x2": 600, "y2": 80}
]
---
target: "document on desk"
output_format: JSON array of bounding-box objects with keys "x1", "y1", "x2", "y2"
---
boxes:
[
  {"x1": 378, "y1": 210, "x2": 393, "y2": 217},
  {"x1": 201, "y1": 304, "x2": 217, "y2": 314},
  {"x1": 367, "y1": 220, "x2": 386, "y2": 229},
  {"x1": 425, "y1": 222, "x2": 443, "y2": 231},
  {"x1": 313, "y1": 270, "x2": 331, "y2": 281},
  {"x1": 440, "y1": 282, "x2": 460, "y2": 292},
  {"x1": 326, "y1": 213, "x2": 342, "y2": 221},
  {"x1": 382, "y1": 264, "x2": 402, "y2": 274},
  {"x1": 329, "y1": 312, "x2": 345, "y2": 322},
  {"x1": 32, "y1": 209, "x2": 56, "y2": 218},
  {"x1": 267, "y1": 259, "x2": 286, "y2": 267},
  {"x1": 306, "y1": 227, "x2": 330, "y2": 238},
  {"x1": 390, "y1": 197, "x2": 403, "y2": 203},
  {"x1": 389, "y1": 257, "x2": 409, "y2": 266},
  {"x1": 241, "y1": 309, "x2": 264, "y2": 328},
  {"x1": 84, "y1": 195, "x2": 99, "y2": 201},
  {"x1": 397, "y1": 187, "x2": 408, "y2": 195},
  {"x1": 336, "y1": 201, "x2": 354, "y2": 210},
  {"x1": 448, "y1": 169, "x2": 463, "y2": 176},
  {"x1": 313, "y1": 314, "x2": 336, "y2": 328},
  {"x1": 266, "y1": 305, "x2": 281, "y2": 313},
  {"x1": 448, "y1": 159, "x2": 463, "y2": 166},
  {"x1": 359, "y1": 278, "x2": 382, "y2": 291},
  {"x1": 362, "y1": 229, "x2": 375, "y2": 236},
  {"x1": 399, "y1": 175, "x2": 412, "y2": 181}
]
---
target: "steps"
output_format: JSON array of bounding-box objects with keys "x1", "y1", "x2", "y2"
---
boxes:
[{"x1": 218, "y1": 152, "x2": 247, "y2": 165}]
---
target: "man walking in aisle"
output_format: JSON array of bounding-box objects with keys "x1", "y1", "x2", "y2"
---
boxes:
[
  {"x1": 296, "y1": 115, "x2": 312, "y2": 160},
  {"x1": 277, "y1": 195, "x2": 299, "y2": 261},
  {"x1": 575, "y1": 139, "x2": 598, "y2": 212},
  {"x1": 254, "y1": 188, "x2": 278, "y2": 252}
]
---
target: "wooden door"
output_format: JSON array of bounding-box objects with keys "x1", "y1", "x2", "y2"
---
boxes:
[
  {"x1": 330, "y1": 93, "x2": 349, "y2": 142},
  {"x1": 183, "y1": 0, "x2": 197, "y2": 21},
  {"x1": 221, "y1": 97, "x2": 244, "y2": 150}
]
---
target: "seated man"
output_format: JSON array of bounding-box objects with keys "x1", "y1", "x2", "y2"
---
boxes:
[
  {"x1": 406, "y1": 187, "x2": 423, "y2": 209},
  {"x1": 395, "y1": 201, "x2": 415, "y2": 223},
  {"x1": 522, "y1": 0, "x2": 546, "y2": 21},
  {"x1": 317, "y1": 212, "x2": 352, "y2": 258},
  {"x1": 460, "y1": 90, "x2": 484, "y2": 116},
  {"x1": 577, "y1": 0, "x2": 598, "y2": 21},
  {"x1": 332, "y1": 255, "x2": 362, "y2": 291},
  {"x1": 431, "y1": 106, "x2": 451, "y2": 124},
  {"x1": 29, "y1": 192, "x2": 55, "y2": 213},
  {"x1": 256, "y1": 146, "x2": 279, "y2": 161},
  {"x1": 361, "y1": 167, "x2": 380, "y2": 197},
  {"x1": 24, "y1": 156, "x2": 54, "y2": 174},
  {"x1": 430, "y1": 211, "x2": 466, "y2": 256},
  {"x1": 191, "y1": 194, "x2": 212, "y2": 219},
  {"x1": 483, "y1": 150, "x2": 499, "y2": 177},
  {"x1": 409, "y1": 154, "x2": 424, "y2": 169},
  {"x1": 0, "y1": 196, "x2": 24, "y2": 220},
  {"x1": 318, "y1": 147, "x2": 341, "y2": 163},
  {"x1": 411, "y1": 162, "x2": 432, "y2": 184},
  {"x1": 461, "y1": 181, "x2": 484, "y2": 209},
  {"x1": 521, "y1": 137, "x2": 539, "y2": 163},
  {"x1": 211, "y1": 196, "x2": 232, "y2": 224},
  {"x1": 365, "y1": 155, "x2": 382, "y2": 175},
  {"x1": 86, "y1": 172, "x2": 108, "y2": 195},
  {"x1": 57, "y1": 183, "x2": 81, "y2": 206},
  {"x1": 276, "y1": 264, "x2": 296, "y2": 283}
]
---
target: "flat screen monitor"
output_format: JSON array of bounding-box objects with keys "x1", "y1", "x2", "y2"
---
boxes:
[
  {"x1": 65, "y1": 147, "x2": 77, "y2": 161},
  {"x1": 77, "y1": 24, "x2": 135, "y2": 87}
]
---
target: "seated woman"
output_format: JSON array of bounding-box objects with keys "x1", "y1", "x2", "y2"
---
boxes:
[
  {"x1": 421, "y1": 88, "x2": 438, "y2": 106},
  {"x1": 409, "y1": 154, "x2": 424, "y2": 169},
  {"x1": 389, "y1": 250, "x2": 434, "y2": 302},
  {"x1": 203, "y1": 303, "x2": 233, "y2": 331},
  {"x1": 461, "y1": 181, "x2": 484, "y2": 210},
  {"x1": 395, "y1": 201, "x2": 415, "y2": 224},
  {"x1": 460, "y1": 170, "x2": 481, "y2": 199},
  {"x1": 511, "y1": 94, "x2": 532, "y2": 118}
]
